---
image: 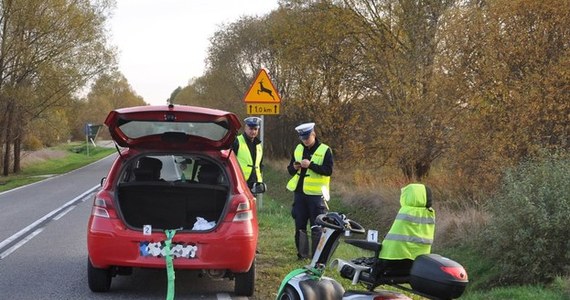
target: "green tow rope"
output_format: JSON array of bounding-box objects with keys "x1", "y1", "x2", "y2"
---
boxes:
[
  {"x1": 164, "y1": 229, "x2": 178, "y2": 300},
  {"x1": 275, "y1": 266, "x2": 323, "y2": 300}
]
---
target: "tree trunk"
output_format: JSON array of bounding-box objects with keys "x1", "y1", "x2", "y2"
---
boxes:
[
  {"x1": 13, "y1": 135, "x2": 21, "y2": 173},
  {"x1": 3, "y1": 135, "x2": 12, "y2": 177},
  {"x1": 414, "y1": 160, "x2": 431, "y2": 180},
  {"x1": 0, "y1": 101, "x2": 6, "y2": 173},
  {"x1": 400, "y1": 158, "x2": 431, "y2": 181},
  {"x1": 2, "y1": 101, "x2": 14, "y2": 176}
]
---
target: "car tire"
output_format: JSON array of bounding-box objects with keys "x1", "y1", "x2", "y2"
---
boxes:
[
  {"x1": 87, "y1": 258, "x2": 112, "y2": 292},
  {"x1": 278, "y1": 285, "x2": 301, "y2": 300},
  {"x1": 234, "y1": 259, "x2": 255, "y2": 296}
]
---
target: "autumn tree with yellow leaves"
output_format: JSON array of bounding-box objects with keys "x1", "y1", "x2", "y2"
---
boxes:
[{"x1": 177, "y1": 0, "x2": 569, "y2": 200}]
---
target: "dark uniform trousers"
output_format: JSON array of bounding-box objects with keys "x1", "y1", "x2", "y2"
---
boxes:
[{"x1": 292, "y1": 192, "x2": 326, "y2": 259}]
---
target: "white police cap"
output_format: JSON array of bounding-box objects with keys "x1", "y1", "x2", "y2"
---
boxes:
[
  {"x1": 244, "y1": 116, "x2": 262, "y2": 128},
  {"x1": 295, "y1": 122, "x2": 315, "y2": 138}
]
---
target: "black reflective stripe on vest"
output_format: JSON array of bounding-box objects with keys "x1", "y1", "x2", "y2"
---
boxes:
[
  {"x1": 384, "y1": 233, "x2": 433, "y2": 245},
  {"x1": 395, "y1": 213, "x2": 435, "y2": 224}
]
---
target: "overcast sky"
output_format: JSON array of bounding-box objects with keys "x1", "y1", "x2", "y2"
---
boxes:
[{"x1": 108, "y1": 0, "x2": 279, "y2": 105}]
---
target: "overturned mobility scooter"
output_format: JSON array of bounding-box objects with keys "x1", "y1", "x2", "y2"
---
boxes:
[{"x1": 276, "y1": 184, "x2": 468, "y2": 300}]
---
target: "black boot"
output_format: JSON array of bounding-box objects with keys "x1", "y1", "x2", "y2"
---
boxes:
[
  {"x1": 296, "y1": 230, "x2": 310, "y2": 259},
  {"x1": 311, "y1": 226, "x2": 323, "y2": 257}
]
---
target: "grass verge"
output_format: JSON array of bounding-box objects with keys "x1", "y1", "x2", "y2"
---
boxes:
[
  {"x1": 0, "y1": 142, "x2": 115, "y2": 193},
  {"x1": 255, "y1": 161, "x2": 570, "y2": 300}
]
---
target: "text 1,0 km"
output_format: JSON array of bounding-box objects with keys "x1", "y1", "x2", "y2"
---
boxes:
[{"x1": 247, "y1": 103, "x2": 280, "y2": 115}]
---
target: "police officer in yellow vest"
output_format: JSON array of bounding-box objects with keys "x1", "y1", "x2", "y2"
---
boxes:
[
  {"x1": 286, "y1": 122, "x2": 333, "y2": 259},
  {"x1": 376, "y1": 183, "x2": 435, "y2": 276},
  {"x1": 233, "y1": 116, "x2": 263, "y2": 189}
]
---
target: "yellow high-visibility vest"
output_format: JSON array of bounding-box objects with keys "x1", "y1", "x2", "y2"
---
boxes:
[
  {"x1": 379, "y1": 183, "x2": 436, "y2": 260},
  {"x1": 286, "y1": 143, "x2": 330, "y2": 195},
  {"x1": 236, "y1": 135, "x2": 263, "y2": 182}
]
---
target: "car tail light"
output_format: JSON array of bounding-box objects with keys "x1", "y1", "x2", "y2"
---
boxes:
[
  {"x1": 232, "y1": 200, "x2": 253, "y2": 222},
  {"x1": 92, "y1": 198, "x2": 110, "y2": 218},
  {"x1": 91, "y1": 192, "x2": 117, "y2": 219},
  {"x1": 92, "y1": 206, "x2": 110, "y2": 218}
]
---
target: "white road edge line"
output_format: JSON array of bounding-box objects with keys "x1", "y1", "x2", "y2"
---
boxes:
[
  {"x1": 0, "y1": 228, "x2": 45, "y2": 259},
  {"x1": 53, "y1": 205, "x2": 76, "y2": 221},
  {"x1": 0, "y1": 184, "x2": 99, "y2": 256}
]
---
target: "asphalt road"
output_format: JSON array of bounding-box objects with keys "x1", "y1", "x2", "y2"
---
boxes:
[{"x1": 0, "y1": 153, "x2": 248, "y2": 300}]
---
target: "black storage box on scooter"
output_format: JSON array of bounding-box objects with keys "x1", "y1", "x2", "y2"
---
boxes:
[{"x1": 409, "y1": 254, "x2": 468, "y2": 299}]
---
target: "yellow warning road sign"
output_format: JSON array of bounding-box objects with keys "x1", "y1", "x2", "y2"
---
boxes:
[
  {"x1": 243, "y1": 69, "x2": 281, "y2": 103},
  {"x1": 246, "y1": 103, "x2": 280, "y2": 115}
]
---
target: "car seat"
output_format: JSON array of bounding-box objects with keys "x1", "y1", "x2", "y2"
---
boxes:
[
  {"x1": 196, "y1": 162, "x2": 221, "y2": 184},
  {"x1": 134, "y1": 157, "x2": 163, "y2": 181}
]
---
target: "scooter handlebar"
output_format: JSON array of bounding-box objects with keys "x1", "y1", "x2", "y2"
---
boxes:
[{"x1": 315, "y1": 212, "x2": 365, "y2": 234}]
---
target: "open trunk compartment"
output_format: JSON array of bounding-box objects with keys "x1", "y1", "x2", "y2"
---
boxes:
[{"x1": 116, "y1": 182, "x2": 228, "y2": 230}]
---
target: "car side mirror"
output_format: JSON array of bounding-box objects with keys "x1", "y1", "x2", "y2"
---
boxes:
[
  {"x1": 100, "y1": 177, "x2": 106, "y2": 187},
  {"x1": 250, "y1": 182, "x2": 266, "y2": 194}
]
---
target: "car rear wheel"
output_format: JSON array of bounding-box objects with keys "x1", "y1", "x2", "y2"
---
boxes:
[
  {"x1": 87, "y1": 258, "x2": 112, "y2": 292},
  {"x1": 234, "y1": 259, "x2": 256, "y2": 296}
]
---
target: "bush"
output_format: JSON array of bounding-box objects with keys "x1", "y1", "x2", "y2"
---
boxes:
[
  {"x1": 479, "y1": 152, "x2": 570, "y2": 285},
  {"x1": 23, "y1": 134, "x2": 44, "y2": 151}
]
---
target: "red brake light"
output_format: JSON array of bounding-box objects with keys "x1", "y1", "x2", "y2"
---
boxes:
[{"x1": 441, "y1": 266, "x2": 468, "y2": 280}]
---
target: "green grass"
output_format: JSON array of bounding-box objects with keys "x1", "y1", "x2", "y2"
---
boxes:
[
  {"x1": 255, "y1": 162, "x2": 569, "y2": 300},
  {"x1": 461, "y1": 285, "x2": 569, "y2": 300},
  {"x1": 0, "y1": 142, "x2": 115, "y2": 192}
]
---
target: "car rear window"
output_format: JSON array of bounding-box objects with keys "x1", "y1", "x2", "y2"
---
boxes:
[
  {"x1": 121, "y1": 155, "x2": 227, "y2": 185},
  {"x1": 118, "y1": 120, "x2": 229, "y2": 141}
]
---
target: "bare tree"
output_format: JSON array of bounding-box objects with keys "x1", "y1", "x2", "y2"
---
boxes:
[{"x1": 0, "y1": 0, "x2": 116, "y2": 175}]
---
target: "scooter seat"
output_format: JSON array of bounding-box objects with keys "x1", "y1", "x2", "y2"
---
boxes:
[
  {"x1": 345, "y1": 239, "x2": 382, "y2": 253},
  {"x1": 345, "y1": 256, "x2": 413, "y2": 288}
]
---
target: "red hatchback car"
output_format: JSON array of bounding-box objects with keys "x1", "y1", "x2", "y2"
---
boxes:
[{"x1": 87, "y1": 104, "x2": 263, "y2": 296}]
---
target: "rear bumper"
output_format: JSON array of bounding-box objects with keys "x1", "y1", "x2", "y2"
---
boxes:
[{"x1": 87, "y1": 217, "x2": 257, "y2": 272}]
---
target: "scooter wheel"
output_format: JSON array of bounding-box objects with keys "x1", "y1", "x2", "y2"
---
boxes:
[{"x1": 278, "y1": 285, "x2": 300, "y2": 300}]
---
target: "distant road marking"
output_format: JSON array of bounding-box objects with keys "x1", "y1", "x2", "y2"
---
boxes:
[
  {"x1": 0, "y1": 185, "x2": 99, "y2": 259},
  {"x1": 53, "y1": 205, "x2": 77, "y2": 220}
]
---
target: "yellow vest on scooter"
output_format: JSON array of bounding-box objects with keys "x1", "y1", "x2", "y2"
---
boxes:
[
  {"x1": 379, "y1": 183, "x2": 435, "y2": 260},
  {"x1": 286, "y1": 144, "x2": 330, "y2": 195}
]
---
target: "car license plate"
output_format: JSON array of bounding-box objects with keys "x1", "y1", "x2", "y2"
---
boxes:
[{"x1": 139, "y1": 241, "x2": 197, "y2": 258}]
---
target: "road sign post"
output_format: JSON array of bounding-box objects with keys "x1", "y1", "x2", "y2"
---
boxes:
[
  {"x1": 242, "y1": 69, "x2": 282, "y2": 209},
  {"x1": 84, "y1": 124, "x2": 102, "y2": 156}
]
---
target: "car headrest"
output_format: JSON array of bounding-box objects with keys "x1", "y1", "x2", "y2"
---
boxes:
[{"x1": 135, "y1": 157, "x2": 162, "y2": 181}]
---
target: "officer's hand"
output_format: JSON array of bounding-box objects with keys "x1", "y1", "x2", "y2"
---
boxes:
[
  {"x1": 300, "y1": 159, "x2": 311, "y2": 168},
  {"x1": 293, "y1": 161, "x2": 301, "y2": 170}
]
